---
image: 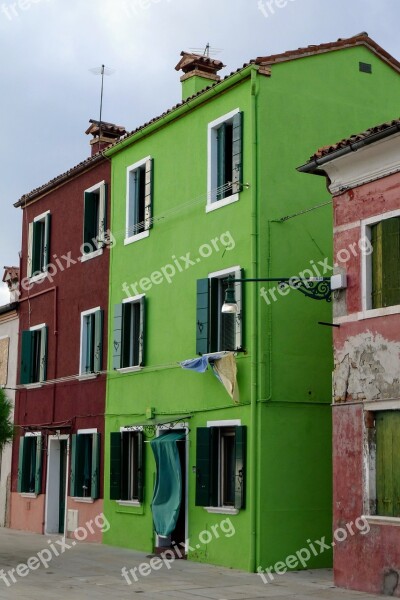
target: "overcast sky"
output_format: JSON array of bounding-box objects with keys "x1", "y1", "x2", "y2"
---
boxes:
[{"x1": 0, "y1": 0, "x2": 399, "y2": 304}]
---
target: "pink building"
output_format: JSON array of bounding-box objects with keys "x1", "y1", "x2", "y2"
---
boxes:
[{"x1": 300, "y1": 119, "x2": 400, "y2": 596}]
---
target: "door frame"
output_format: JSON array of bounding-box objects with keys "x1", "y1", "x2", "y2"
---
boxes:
[
  {"x1": 44, "y1": 435, "x2": 70, "y2": 537},
  {"x1": 154, "y1": 423, "x2": 189, "y2": 552}
]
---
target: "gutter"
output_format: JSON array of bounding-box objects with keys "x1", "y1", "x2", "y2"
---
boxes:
[
  {"x1": 0, "y1": 302, "x2": 18, "y2": 316},
  {"x1": 105, "y1": 65, "x2": 259, "y2": 158},
  {"x1": 297, "y1": 122, "x2": 400, "y2": 174}
]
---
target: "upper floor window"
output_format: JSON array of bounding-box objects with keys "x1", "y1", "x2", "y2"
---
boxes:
[
  {"x1": 369, "y1": 216, "x2": 400, "y2": 309},
  {"x1": 196, "y1": 268, "x2": 242, "y2": 355},
  {"x1": 207, "y1": 110, "x2": 243, "y2": 212},
  {"x1": 125, "y1": 157, "x2": 153, "y2": 244},
  {"x1": 20, "y1": 324, "x2": 48, "y2": 384},
  {"x1": 82, "y1": 182, "x2": 107, "y2": 258},
  {"x1": 113, "y1": 295, "x2": 145, "y2": 370},
  {"x1": 80, "y1": 308, "x2": 103, "y2": 375},
  {"x1": 27, "y1": 211, "x2": 51, "y2": 279}
]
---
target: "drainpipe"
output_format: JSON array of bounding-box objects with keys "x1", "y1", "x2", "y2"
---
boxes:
[
  {"x1": 63, "y1": 436, "x2": 70, "y2": 542},
  {"x1": 249, "y1": 67, "x2": 259, "y2": 573}
]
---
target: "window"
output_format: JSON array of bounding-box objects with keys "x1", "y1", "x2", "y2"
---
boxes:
[
  {"x1": 83, "y1": 182, "x2": 107, "y2": 255},
  {"x1": 70, "y1": 432, "x2": 100, "y2": 499},
  {"x1": 370, "y1": 216, "x2": 400, "y2": 309},
  {"x1": 126, "y1": 157, "x2": 153, "y2": 243},
  {"x1": 375, "y1": 411, "x2": 400, "y2": 518},
  {"x1": 113, "y1": 296, "x2": 145, "y2": 369},
  {"x1": 17, "y1": 434, "x2": 42, "y2": 495},
  {"x1": 110, "y1": 430, "x2": 144, "y2": 503},
  {"x1": 195, "y1": 425, "x2": 246, "y2": 509},
  {"x1": 207, "y1": 110, "x2": 243, "y2": 210},
  {"x1": 27, "y1": 211, "x2": 51, "y2": 279},
  {"x1": 80, "y1": 308, "x2": 103, "y2": 374},
  {"x1": 20, "y1": 325, "x2": 48, "y2": 384},
  {"x1": 196, "y1": 268, "x2": 242, "y2": 355}
]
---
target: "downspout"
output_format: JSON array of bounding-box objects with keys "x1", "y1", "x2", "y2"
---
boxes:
[{"x1": 249, "y1": 66, "x2": 259, "y2": 573}]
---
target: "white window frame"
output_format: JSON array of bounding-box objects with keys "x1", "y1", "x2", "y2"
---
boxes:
[
  {"x1": 81, "y1": 181, "x2": 106, "y2": 262},
  {"x1": 207, "y1": 108, "x2": 240, "y2": 213},
  {"x1": 28, "y1": 210, "x2": 51, "y2": 282},
  {"x1": 125, "y1": 156, "x2": 151, "y2": 245},
  {"x1": 79, "y1": 307, "x2": 101, "y2": 376},
  {"x1": 360, "y1": 209, "x2": 400, "y2": 319},
  {"x1": 208, "y1": 266, "x2": 242, "y2": 352}
]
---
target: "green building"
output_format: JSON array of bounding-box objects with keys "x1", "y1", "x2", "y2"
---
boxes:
[{"x1": 103, "y1": 34, "x2": 400, "y2": 572}]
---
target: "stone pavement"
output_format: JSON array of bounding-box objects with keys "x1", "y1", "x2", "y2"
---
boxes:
[{"x1": 0, "y1": 528, "x2": 382, "y2": 599}]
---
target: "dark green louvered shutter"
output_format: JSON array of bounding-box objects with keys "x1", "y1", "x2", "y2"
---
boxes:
[
  {"x1": 372, "y1": 217, "x2": 400, "y2": 309},
  {"x1": 32, "y1": 220, "x2": 44, "y2": 273},
  {"x1": 40, "y1": 326, "x2": 48, "y2": 382},
  {"x1": 99, "y1": 183, "x2": 107, "y2": 245},
  {"x1": 376, "y1": 412, "x2": 400, "y2": 517},
  {"x1": 83, "y1": 191, "x2": 98, "y2": 250},
  {"x1": 232, "y1": 112, "x2": 243, "y2": 195},
  {"x1": 91, "y1": 433, "x2": 101, "y2": 499},
  {"x1": 196, "y1": 279, "x2": 210, "y2": 355},
  {"x1": 70, "y1": 434, "x2": 80, "y2": 497},
  {"x1": 138, "y1": 297, "x2": 145, "y2": 367},
  {"x1": 144, "y1": 159, "x2": 153, "y2": 230},
  {"x1": 110, "y1": 432, "x2": 122, "y2": 500},
  {"x1": 137, "y1": 431, "x2": 144, "y2": 503},
  {"x1": 121, "y1": 304, "x2": 131, "y2": 369},
  {"x1": 44, "y1": 213, "x2": 51, "y2": 270},
  {"x1": 113, "y1": 304, "x2": 123, "y2": 370},
  {"x1": 217, "y1": 123, "x2": 226, "y2": 200},
  {"x1": 234, "y1": 426, "x2": 246, "y2": 509},
  {"x1": 93, "y1": 310, "x2": 103, "y2": 372},
  {"x1": 17, "y1": 437, "x2": 26, "y2": 493},
  {"x1": 20, "y1": 330, "x2": 33, "y2": 384},
  {"x1": 195, "y1": 427, "x2": 213, "y2": 506},
  {"x1": 35, "y1": 435, "x2": 43, "y2": 495}
]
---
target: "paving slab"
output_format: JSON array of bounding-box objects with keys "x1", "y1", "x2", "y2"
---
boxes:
[{"x1": 0, "y1": 528, "x2": 384, "y2": 599}]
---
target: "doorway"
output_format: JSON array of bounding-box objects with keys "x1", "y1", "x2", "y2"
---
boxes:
[{"x1": 45, "y1": 436, "x2": 69, "y2": 535}]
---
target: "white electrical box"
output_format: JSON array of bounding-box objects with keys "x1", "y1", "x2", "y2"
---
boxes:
[
  {"x1": 67, "y1": 509, "x2": 78, "y2": 532},
  {"x1": 331, "y1": 273, "x2": 347, "y2": 291}
]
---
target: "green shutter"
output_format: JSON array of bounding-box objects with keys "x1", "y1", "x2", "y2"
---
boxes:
[
  {"x1": 83, "y1": 191, "x2": 98, "y2": 249},
  {"x1": 91, "y1": 433, "x2": 101, "y2": 499},
  {"x1": 232, "y1": 112, "x2": 243, "y2": 195},
  {"x1": 39, "y1": 326, "x2": 48, "y2": 382},
  {"x1": 137, "y1": 431, "x2": 144, "y2": 503},
  {"x1": 70, "y1": 434, "x2": 79, "y2": 497},
  {"x1": 27, "y1": 222, "x2": 33, "y2": 278},
  {"x1": 196, "y1": 279, "x2": 210, "y2": 355},
  {"x1": 32, "y1": 220, "x2": 43, "y2": 274},
  {"x1": 144, "y1": 159, "x2": 153, "y2": 230},
  {"x1": 217, "y1": 123, "x2": 226, "y2": 200},
  {"x1": 113, "y1": 304, "x2": 123, "y2": 370},
  {"x1": 20, "y1": 330, "x2": 33, "y2": 384},
  {"x1": 382, "y1": 217, "x2": 400, "y2": 308},
  {"x1": 44, "y1": 213, "x2": 51, "y2": 270},
  {"x1": 134, "y1": 168, "x2": 142, "y2": 233},
  {"x1": 110, "y1": 432, "x2": 122, "y2": 500},
  {"x1": 138, "y1": 297, "x2": 145, "y2": 367},
  {"x1": 195, "y1": 427, "x2": 213, "y2": 506},
  {"x1": 17, "y1": 437, "x2": 26, "y2": 493},
  {"x1": 376, "y1": 412, "x2": 400, "y2": 518},
  {"x1": 209, "y1": 277, "x2": 220, "y2": 353},
  {"x1": 35, "y1": 436, "x2": 43, "y2": 495},
  {"x1": 99, "y1": 183, "x2": 107, "y2": 245},
  {"x1": 94, "y1": 310, "x2": 103, "y2": 372},
  {"x1": 234, "y1": 426, "x2": 246, "y2": 509},
  {"x1": 234, "y1": 268, "x2": 243, "y2": 351}
]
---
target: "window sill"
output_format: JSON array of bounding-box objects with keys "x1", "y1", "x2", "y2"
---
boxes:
[
  {"x1": 124, "y1": 230, "x2": 149, "y2": 246},
  {"x1": 20, "y1": 493, "x2": 38, "y2": 499},
  {"x1": 203, "y1": 506, "x2": 239, "y2": 515},
  {"x1": 206, "y1": 193, "x2": 239, "y2": 213},
  {"x1": 24, "y1": 383, "x2": 43, "y2": 389},
  {"x1": 358, "y1": 304, "x2": 400, "y2": 320},
  {"x1": 77, "y1": 373, "x2": 98, "y2": 382},
  {"x1": 116, "y1": 366, "x2": 143, "y2": 374},
  {"x1": 29, "y1": 273, "x2": 47, "y2": 284},
  {"x1": 116, "y1": 500, "x2": 142, "y2": 507},
  {"x1": 80, "y1": 248, "x2": 103, "y2": 262},
  {"x1": 72, "y1": 497, "x2": 95, "y2": 504},
  {"x1": 364, "y1": 515, "x2": 400, "y2": 527}
]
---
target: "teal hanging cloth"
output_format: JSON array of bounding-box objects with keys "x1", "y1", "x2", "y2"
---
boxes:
[{"x1": 150, "y1": 431, "x2": 185, "y2": 537}]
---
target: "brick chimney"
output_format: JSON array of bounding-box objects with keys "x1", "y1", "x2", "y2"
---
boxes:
[
  {"x1": 175, "y1": 51, "x2": 225, "y2": 101},
  {"x1": 86, "y1": 120, "x2": 127, "y2": 156},
  {"x1": 2, "y1": 266, "x2": 20, "y2": 303}
]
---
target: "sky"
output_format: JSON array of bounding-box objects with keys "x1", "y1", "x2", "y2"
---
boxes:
[{"x1": 0, "y1": 0, "x2": 399, "y2": 305}]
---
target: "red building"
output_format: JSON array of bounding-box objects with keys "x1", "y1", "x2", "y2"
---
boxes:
[
  {"x1": 11, "y1": 121, "x2": 126, "y2": 542},
  {"x1": 300, "y1": 119, "x2": 400, "y2": 595}
]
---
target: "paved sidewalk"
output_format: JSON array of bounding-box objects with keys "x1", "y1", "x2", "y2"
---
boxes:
[{"x1": 0, "y1": 528, "x2": 382, "y2": 599}]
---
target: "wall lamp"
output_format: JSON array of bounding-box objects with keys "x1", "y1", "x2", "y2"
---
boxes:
[{"x1": 221, "y1": 275, "x2": 343, "y2": 314}]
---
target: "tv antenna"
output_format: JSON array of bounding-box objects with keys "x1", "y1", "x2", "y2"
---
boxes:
[
  {"x1": 189, "y1": 43, "x2": 223, "y2": 57},
  {"x1": 89, "y1": 64, "x2": 116, "y2": 151}
]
